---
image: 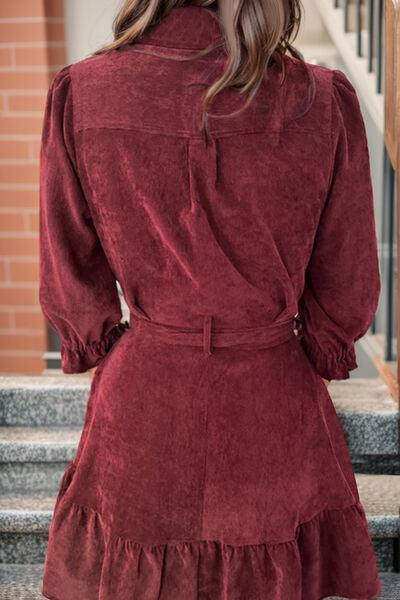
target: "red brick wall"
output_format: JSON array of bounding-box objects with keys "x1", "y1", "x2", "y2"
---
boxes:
[{"x1": 0, "y1": 0, "x2": 66, "y2": 373}]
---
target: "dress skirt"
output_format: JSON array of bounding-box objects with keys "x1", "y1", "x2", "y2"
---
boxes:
[{"x1": 41, "y1": 313, "x2": 382, "y2": 600}]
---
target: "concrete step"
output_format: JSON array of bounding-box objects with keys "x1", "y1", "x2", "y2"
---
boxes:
[
  {"x1": 329, "y1": 379, "x2": 399, "y2": 461},
  {"x1": 0, "y1": 427, "x2": 81, "y2": 493},
  {"x1": 0, "y1": 566, "x2": 398, "y2": 600},
  {"x1": 0, "y1": 494, "x2": 54, "y2": 564},
  {"x1": 0, "y1": 475, "x2": 398, "y2": 568},
  {"x1": 0, "y1": 376, "x2": 87, "y2": 427},
  {"x1": 357, "y1": 474, "x2": 400, "y2": 572},
  {"x1": 0, "y1": 564, "x2": 45, "y2": 599},
  {"x1": 0, "y1": 379, "x2": 398, "y2": 495},
  {"x1": 0, "y1": 376, "x2": 398, "y2": 457}
]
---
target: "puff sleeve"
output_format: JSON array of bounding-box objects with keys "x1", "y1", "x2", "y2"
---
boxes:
[
  {"x1": 297, "y1": 68, "x2": 381, "y2": 381},
  {"x1": 39, "y1": 65, "x2": 130, "y2": 374}
]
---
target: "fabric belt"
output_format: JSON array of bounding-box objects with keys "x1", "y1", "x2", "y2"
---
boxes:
[{"x1": 129, "y1": 313, "x2": 298, "y2": 356}]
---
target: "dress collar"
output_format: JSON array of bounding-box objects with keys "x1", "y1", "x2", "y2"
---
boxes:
[{"x1": 133, "y1": 5, "x2": 223, "y2": 51}]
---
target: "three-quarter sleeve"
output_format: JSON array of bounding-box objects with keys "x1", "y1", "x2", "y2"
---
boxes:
[
  {"x1": 297, "y1": 68, "x2": 381, "y2": 381},
  {"x1": 39, "y1": 64, "x2": 130, "y2": 374}
]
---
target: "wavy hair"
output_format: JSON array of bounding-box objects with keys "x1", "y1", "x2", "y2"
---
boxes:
[{"x1": 93, "y1": 0, "x2": 305, "y2": 134}]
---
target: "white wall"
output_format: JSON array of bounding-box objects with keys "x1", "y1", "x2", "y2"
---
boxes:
[
  {"x1": 64, "y1": 0, "x2": 122, "y2": 63},
  {"x1": 296, "y1": 0, "x2": 330, "y2": 46},
  {"x1": 64, "y1": 0, "x2": 329, "y2": 64}
]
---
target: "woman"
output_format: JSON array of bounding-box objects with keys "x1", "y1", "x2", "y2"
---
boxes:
[{"x1": 39, "y1": 1, "x2": 382, "y2": 598}]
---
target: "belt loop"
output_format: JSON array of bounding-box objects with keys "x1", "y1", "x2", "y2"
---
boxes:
[{"x1": 203, "y1": 315, "x2": 212, "y2": 356}]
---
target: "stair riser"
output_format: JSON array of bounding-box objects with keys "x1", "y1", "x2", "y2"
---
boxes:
[
  {"x1": 0, "y1": 533, "x2": 48, "y2": 564},
  {"x1": 0, "y1": 462, "x2": 68, "y2": 494},
  {"x1": 352, "y1": 455, "x2": 400, "y2": 475},
  {"x1": 0, "y1": 390, "x2": 87, "y2": 427},
  {"x1": 0, "y1": 391, "x2": 398, "y2": 460},
  {"x1": 2, "y1": 456, "x2": 398, "y2": 496},
  {"x1": 342, "y1": 414, "x2": 399, "y2": 456},
  {"x1": 373, "y1": 539, "x2": 400, "y2": 573},
  {"x1": 0, "y1": 528, "x2": 400, "y2": 572},
  {"x1": 2, "y1": 456, "x2": 399, "y2": 499}
]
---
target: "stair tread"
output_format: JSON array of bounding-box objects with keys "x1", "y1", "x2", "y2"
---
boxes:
[
  {"x1": 329, "y1": 379, "x2": 398, "y2": 413},
  {"x1": 0, "y1": 427, "x2": 81, "y2": 444},
  {"x1": 0, "y1": 564, "x2": 45, "y2": 598},
  {"x1": 1, "y1": 376, "x2": 397, "y2": 407},
  {"x1": 356, "y1": 474, "x2": 400, "y2": 516},
  {"x1": 0, "y1": 474, "x2": 398, "y2": 526},
  {"x1": 0, "y1": 494, "x2": 56, "y2": 512},
  {"x1": 0, "y1": 427, "x2": 81, "y2": 463},
  {"x1": 0, "y1": 375, "x2": 89, "y2": 390},
  {"x1": 2, "y1": 376, "x2": 396, "y2": 408}
]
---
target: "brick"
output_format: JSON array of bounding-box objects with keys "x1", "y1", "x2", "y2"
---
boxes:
[
  {"x1": 0, "y1": 1, "x2": 46, "y2": 18},
  {"x1": 0, "y1": 22, "x2": 48, "y2": 44},
  {"x1": 0, "y1": 115, "x2": 43, "y2": 135},
  {"x1": 0, "y1": 48, "x2": 13, "y2": 67},
  {"x1": 0, "y1": 285, "x2": 38, "y2": 306},
  {"x1": 0, "y1": 188, "x2": 39, "y2": 209},
  {"x1": 0, "y1": 260, "x2": 6, "y2": 280},
  {"x1": 0, "y1": 353, "x2": 45, "y2": 374},
  {"x1": 27, "y1": 210, "x2": 39, "y2": 232},
  {"x1": 47, "y1": 45, "x2": 66, "y2": 67},
  {"x1": 16, "y1": 46, "x2": 49, "y2": 67},
  {"x1": 0, "y1": 164, "x2": 39, "y2": 186},
  {"x1": 15, "y1": 45, "x2": 65, "y2": 67},
  {"x1": 0, "y1": 311, "x2": 11, "y2": 328},
  {"x1": 7, "y1": 93, "x2": 46, "y2": 112},
  {"x1": 0, "y1": 140, "x2": 31, "y2": 159},
  {"x1": 0, "y1": 212, "x2": 26, "y2": 232},
  {"x1": 29, "y1": 139, "x2": 42, "y2": 160},
  {"x1": 0, "y1": 332, "x2": 44, "y2": 351},
  {"x1": 0, "y1": 329, "x2": 44, "y2": 351},
  {"x1": 44, "y1": 0, "x2": 64, "y2": 19},
  {"x1": 9, "y1": 259, "x2": 39, "y2": 282},
  {"x1": 46, "y1": 21, "x2": 65, "y2": 43},
  {"x1": 0, "y1": 70, "x2": 49, "y2": 90},
  {"x1": 0, "y1": 236, "x2": 38, "y2": 257},
  {"x1": 14, "y1": 310, "x2": 43, "y2": 329}
]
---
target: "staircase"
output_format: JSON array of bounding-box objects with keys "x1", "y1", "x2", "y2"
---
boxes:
[{"x1": 0, "y1": 376, "x2": 398, "y2": 599}]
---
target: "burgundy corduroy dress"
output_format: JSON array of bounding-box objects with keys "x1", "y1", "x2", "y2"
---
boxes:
[{"x1": 39, "y1": 5, "x2": 382, "y2": 600}]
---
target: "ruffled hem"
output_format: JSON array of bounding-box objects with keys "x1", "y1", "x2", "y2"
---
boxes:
[
  {"x1": 299, "y1": 332, "x2": 358, "y2": 381},
  {"x1": 41, "y1": 474, "x2": 382, "y2": 600},
  {"x1": 60, "y1": 320, "x2": 130, "y2": 374}
]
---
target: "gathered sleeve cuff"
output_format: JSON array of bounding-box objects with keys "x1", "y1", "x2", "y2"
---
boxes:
[
  {"x1": 296, "y1": 68, "x2": 381, "y2": 381},
  {"x1": 296, "y1": 315, "x2": 358, "y2": 381},
  {"x1": 60, "y1": 320, "x2": 130, "y2": 374}
]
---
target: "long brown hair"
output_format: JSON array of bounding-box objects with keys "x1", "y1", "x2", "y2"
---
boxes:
[{"x1": 93, "y1": 0, "x2": 305, "y2": 134}]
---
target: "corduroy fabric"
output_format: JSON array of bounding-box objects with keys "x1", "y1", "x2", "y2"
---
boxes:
[{"x1": 39, "y1": 5, "x2": 382, "y2": 599}]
